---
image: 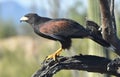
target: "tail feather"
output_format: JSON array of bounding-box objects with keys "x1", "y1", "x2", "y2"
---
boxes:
[{"x1": 88, "y1": 33, "x2": 110, "y2": 47}]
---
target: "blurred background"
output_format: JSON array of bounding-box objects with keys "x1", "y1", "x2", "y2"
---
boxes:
[{"x1": 0, "y1": 0, "x2": 120, "y2": 77}]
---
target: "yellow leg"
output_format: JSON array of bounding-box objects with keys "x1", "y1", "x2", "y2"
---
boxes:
[{"x1": 46, "y1": 45, "x2": 62, "y2": 61}]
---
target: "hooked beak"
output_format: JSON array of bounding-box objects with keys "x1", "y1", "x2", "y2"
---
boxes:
[{"x1": 20, "y1": 16, "x2": 28, "y2": 22}]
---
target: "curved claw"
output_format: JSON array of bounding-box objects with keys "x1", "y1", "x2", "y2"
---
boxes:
[{"x1": 46, "y1": 48, "x2": 62, "y2": 61}]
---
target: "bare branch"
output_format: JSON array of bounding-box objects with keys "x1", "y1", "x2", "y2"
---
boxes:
[
  {"x1": 99, "y1": 0, "x2": 120, "y2": 55},
  {"x1": 32, "y1": 55, "x2": 120, "y2": 77},
  {"x1": 99, "y1": 0, "x2": 113, "y2": 39},
  {"x1": 108, "y1": 58, "x2": 120, "y2": 74},
  {"x1": 110, "y1": 0, "x2": 117, "y2": 34}
]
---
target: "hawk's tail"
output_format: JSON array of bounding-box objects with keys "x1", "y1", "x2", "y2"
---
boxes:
[{"x1": 88, "y1": 33, "x2": 110, "y2": 47}]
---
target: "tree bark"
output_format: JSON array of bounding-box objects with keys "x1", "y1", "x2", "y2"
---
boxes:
[{"x1": 100, "y1": 0, "x2": 120, "y2": 55}]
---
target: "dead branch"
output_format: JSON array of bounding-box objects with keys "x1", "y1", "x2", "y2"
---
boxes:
[
  {"x1": 32, "y1": 55, "x2": 120, "y2": 77},
  {"x1": 100, "y1": 0, "x2": 120, "y2": 55}
]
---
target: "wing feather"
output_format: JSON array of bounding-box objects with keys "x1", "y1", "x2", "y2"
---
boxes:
[{"x1": 39, "y1": 19, "x2": 87, "y2": 38}]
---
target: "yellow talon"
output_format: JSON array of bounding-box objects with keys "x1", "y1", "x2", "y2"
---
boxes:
[{"x1": 46, "y1": 47, "x2": 62, "y2": 61}]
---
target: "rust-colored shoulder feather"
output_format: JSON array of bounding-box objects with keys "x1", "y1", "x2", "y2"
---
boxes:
[{"x1": 39, "y1": 19, "x2": 89, "y2": 38}]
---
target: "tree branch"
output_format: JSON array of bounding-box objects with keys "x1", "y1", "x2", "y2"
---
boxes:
[
  {"x1": 32, "y1": 55, "x2": 120, "y2": 77},
  {"x1": 99, "y1": 0, "x2": 120, "y2": 55},
  {"x1": 110, "y1": 0, "x2": 117, "y2": 32}
]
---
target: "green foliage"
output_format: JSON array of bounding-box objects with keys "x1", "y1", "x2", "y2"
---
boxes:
[
  {"x1": 54, "y1": 70, "x2": 71, "y2": 77},
  {"x1": 0, "y1": 47, "x2": 73, "y2": 77},
  {"x1": 0, "y1": 20, "x2": 17, "y2": 38},
  {"x1": 67, "y1": 1, "x2": 87, "y2": 26},
  {"x1": 19, "y1": 24, "x2": 35, "y2": 36},
  {"x1": 0, "y1": 49, "x2": 38, "y2": 77},
  {"x1": 88, "y1": 0, "x2": 100, "y2": 24}
]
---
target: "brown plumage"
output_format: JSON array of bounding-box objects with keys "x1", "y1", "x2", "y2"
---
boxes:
[{"x1": 20, "y1": 13, "x2": 110, "y2": 60}]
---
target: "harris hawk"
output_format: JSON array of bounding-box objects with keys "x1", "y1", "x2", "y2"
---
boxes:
[{"x1": 20, "y1": 13, "x2": 110, "y2": 60}]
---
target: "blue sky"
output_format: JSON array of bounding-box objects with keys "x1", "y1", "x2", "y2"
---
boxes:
[
  {"x1": 0, "y1": 0, "x2": 78, "y2": 12},
  {"x1": 0, "y1": 0, "x2": 87, "y2": 25},
  {"x1": 1, "y1": 0, "x2": 119, "y2": 25}
]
